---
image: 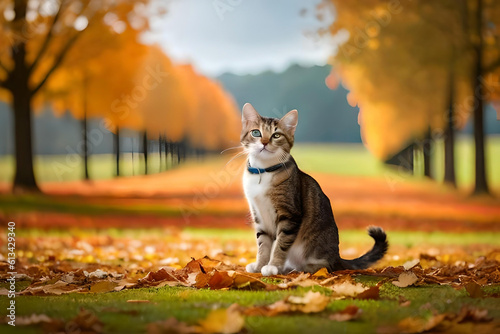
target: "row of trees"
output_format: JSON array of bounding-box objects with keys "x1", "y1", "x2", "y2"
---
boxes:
[
  {"x1": 0, "y1": 0, "x2": 240, "y2": 193},
  {"x1": 321, "y1": 0, "x2": 500, "y2": 194}
]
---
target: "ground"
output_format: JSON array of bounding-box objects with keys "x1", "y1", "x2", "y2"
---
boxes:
[{"x1": 0, "y1": 142, "x2": 499, "y2": 333}]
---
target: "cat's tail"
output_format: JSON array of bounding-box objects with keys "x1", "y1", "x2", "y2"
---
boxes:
[{"x1": 340, "y1": 226, "x2": 388, "y2": 270}]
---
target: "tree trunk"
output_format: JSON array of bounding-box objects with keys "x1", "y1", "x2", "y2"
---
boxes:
[
  {"x1": 472, "y1": 0, "x2": 489, "y2": 195},
  {"x1": 142, "y1": 130, "x2": 148, "y2": 175},
  {"x1": 82, "y1": 107, "x2": 89, "y2": 181},
  {"x1": 423, "y1": 129, "x2": 432, "y2": 178},
  {"x1": 158, "y1": 135, "x2": 163, "y2": 172},
  {"x1": 12, "y1": 88, "x2": 39, "y2": 193},
  {"x1": 114, "y1": 127, "x2": 120, "y2": 177},
  {"x1": 9, "y1": 36, "x2": 39, "y2": 192},
  {"x1": 444, "y1": 71, "x2": 456, "y2": 187},
  {"x1": 82, "y1": 74, "x2": 89, "y2": 180}
]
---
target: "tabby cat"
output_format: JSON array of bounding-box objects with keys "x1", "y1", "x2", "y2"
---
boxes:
[{"x1": 241, "y1": 103, "x2": 388, "y2": 276}]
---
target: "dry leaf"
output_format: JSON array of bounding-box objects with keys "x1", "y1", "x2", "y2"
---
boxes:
[
  {"x1": 198, "y1": 304, "x2": 244, "y2": 334},
  {"x1": 331, "y1": 280, "x2": 368, "y2": 298},
  {"x1": 90, "y1": 280, "x2": 119, "y2": 293},
  {"x1": 147, "y1": 317, "x2": 200, "y2": 334},
  {"x1": 15, "y1": 314, "x2": 53, "y2": 326},
  {"x1": 356, "y1": 285, "x2": 380, "y2": 300},
  {"x1": 398, "y1": 314, "x2": 446, "y2": 334},
  {"x1": 312, "y1": 267, "x2": 329, "y2": 278},
  {"x1": 207, "y1": 271, "x2": 233, "y2": 290},
  {"x1": 286, "y1": 291, "x2": 330, "y2": 313},
  {"x1": 464, "y1": 282, "x2": 484, "y2": 298},
  {"x1": 329, "y1": 305, "x2": 362, "y2": 322},
  {"x1": 392, "y1": 272, "x2": 418, "y2": 288}
]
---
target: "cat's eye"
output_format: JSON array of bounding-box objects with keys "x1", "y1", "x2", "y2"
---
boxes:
[
  {"x1": 251, "y1": 130, "x2": 262, "y2": 137},
  {"x1": 272, "y1": 133, "x2": 281, "y2": 139}
]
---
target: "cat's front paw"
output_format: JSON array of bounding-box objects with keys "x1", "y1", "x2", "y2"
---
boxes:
[
  {"x1": 261, "y1": 265, "x2": 279, "y2": 276},
  {"x1": 246, "y1": 262, "x2": 260, "y2": 273}
]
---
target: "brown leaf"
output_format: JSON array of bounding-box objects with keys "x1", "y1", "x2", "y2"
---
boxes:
[
  {"x1": 198, "y1": 304, "x2": 245, "y2": 334},
  {"x1": 147, "y1": 317, "x2": 200, "y2": 334},
  {"x1": 398, "y1": 314, "x2": 446, "y2": 334},
  {"x1": 67, "y1": 308, "x2": 104, "y2": 334},
  {"x1": 194, "y1": 272, "x2": 211, "y2": 289},
  {"x1": 464, "y1": 282, "x2": 484, "y2": 298},
  {"x1": 207, "y1": 271, "x2": 233, "y2": 290},
  {"x1": 90, "y1": 280, "x2": 119, "y2": 293},
  {"x1": 356, "y1": 285, "x2": 380, "y2": 300},
  {"x1": 456, "y1": 306, "x2": 491, "y2": 323},
  {"x1": 229, "y1": 271, "x2": 270, "y2": 290},
  {"x1": 329, "y1": 305, "x2": 362, "y2": 322},
  {"x1": 142, "y1": 268, "x2": 180, "y2": 283},
  {"x1": 392, "y1": 272, "x2": 418, "y2": 288}
]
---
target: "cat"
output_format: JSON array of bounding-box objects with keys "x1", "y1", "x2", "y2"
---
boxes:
[{"x1": 241, "y1": 103, "x2": 388, "y2": 276}]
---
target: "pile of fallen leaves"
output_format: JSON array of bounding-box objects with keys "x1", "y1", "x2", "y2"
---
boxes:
[{"x1": 1, "y1": 230, "x2": 500, "y2": 333}]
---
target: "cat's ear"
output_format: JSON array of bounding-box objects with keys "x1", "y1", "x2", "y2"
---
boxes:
[
  {"x1": 242, "y1": 103, "x2": 260, "y2": 125},
  {"x1": 279, "y1": 109, "x2": 298, "y2": 136}
]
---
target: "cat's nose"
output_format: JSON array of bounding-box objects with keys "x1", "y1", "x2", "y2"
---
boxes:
[{"x1": 261, "y1": 140, "x2": 269, "y2": 146}]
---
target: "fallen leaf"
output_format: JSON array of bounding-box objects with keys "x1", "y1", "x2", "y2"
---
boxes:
[
  {"x1": 456, "y1": 306, "x2": 491, "y2": 323},
  {"x1": 403, "y1": 259, "x2": 420, "y2": 270},
  {"x1": 312, "y1": 267, "x2": 329, "y2": 278},
  {"x1": 127, "y1": 300, "x2": 151, "y2": 303},
  {"x1": 207, "y1": 271, "x2": 233, "y2": 290},
  {"x1": 15, "y1": 314, "x2": 53, "y2": 326},
  {"x1": 90, "y1": 280, "x2": 119, "y2": 293},
  {"x1": 392, "y1": 272, "x2": 418, "y2": 288},
  {"x1": 464, "y1": 282, "x2": 484, "y2": 298},
  {"x1": 331, "y1": 280, "x2": 368, "y2": 298},
  {"x1": 286, "y1": 291, "x2": 330, "y2": 313},
  {"x1": 398, "y1": 314, "x2": 446, "y2": 334},
  {"x1": 329, "y1": 305, "x2": 362, "y2": 322},
  {"x1": 356, "y1": 285, "x2": 380, "y2": 300},
  {"x1": 67, "y1": 308, "x2": 104, "y2": 333},
  {"x1": 198, "y1": 304, "x2": 244, "y2": 334},
  {"x1": 84, "y1": 269, "x2": 109, "y2": 279},
  {"x1": 147, "y1": 317, "x2": 200, "y2": 334}
]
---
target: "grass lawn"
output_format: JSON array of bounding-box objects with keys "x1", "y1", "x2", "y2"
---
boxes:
[{"x1": 1, "y1": 228, "x2": 499, "y2": 334}]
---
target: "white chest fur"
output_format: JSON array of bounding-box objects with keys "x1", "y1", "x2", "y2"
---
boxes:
[{"x1": 243, "y1": 171, "x2": 277, "y2": 235}]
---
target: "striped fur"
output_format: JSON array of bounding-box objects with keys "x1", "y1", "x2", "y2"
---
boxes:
[{"x1": 241, "y1": 103, "x2": 388, "y2": 276}]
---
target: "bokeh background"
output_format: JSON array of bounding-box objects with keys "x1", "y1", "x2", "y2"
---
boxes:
[{"x1": 0, "y1": 0, "x2": 499, "y2": 231}]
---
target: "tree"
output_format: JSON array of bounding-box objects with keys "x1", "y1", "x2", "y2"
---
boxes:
[
  {"x1": 320, "y1": 0, "x2": 500, "y2": 193},
  {"x1": 0, "y1": 0, "x2": 152, "y2": 192}
]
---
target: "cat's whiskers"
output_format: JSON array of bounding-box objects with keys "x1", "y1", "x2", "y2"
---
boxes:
[
  {"x1": 220, "y1": 146, "x2": 244, "y2": 154},
  {"x1": 224, "y1": 149, "x2": 249, "y2": 168}
]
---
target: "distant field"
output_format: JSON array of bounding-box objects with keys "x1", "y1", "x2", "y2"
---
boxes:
[{"x1": 0, "y1": 136, "x2": 499, "y2": 188}]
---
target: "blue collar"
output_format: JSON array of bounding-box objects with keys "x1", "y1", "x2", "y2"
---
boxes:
[{"x1": 247, "y1": 161, "x2": 289, "y2": 174}]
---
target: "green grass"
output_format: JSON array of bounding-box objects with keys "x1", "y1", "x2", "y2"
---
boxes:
[
  {"x1": 1, "y1": 228, "x2": 499, "y2": 333},
  {"x1": 0, "y1": 193, "x2": 184, "y2": 217},
  {"x1": 1, "y1": 280, "x2": 499, "y2": 333},
  {"x1": 0, "y1": 153, "x2": 176, "y2": 183}
]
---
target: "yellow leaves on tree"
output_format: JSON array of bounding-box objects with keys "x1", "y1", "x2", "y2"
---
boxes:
[{"x1": 320, "y1": 0, "x2": 500, "y2": 159}]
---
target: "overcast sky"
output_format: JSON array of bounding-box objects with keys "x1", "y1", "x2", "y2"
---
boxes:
[{"x1": 144, "y1": 0, "x2": 336, "y2": 77}]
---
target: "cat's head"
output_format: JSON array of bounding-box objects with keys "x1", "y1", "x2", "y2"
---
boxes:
[{"x1": 240, "y1": 103, "x2": 298, "y2": 167}]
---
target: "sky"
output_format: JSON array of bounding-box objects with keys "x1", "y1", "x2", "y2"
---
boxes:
[{"x1": 144, "y1": 0, "x2": 336, "y2": 77}]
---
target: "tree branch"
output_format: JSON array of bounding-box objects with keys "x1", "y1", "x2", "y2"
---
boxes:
[
  {"x1": 30, "y1": 32, "x2": 81, "y2": 95},
  {"x1": 28, "y1": 1, "x2": 66, "y2": 75}
]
